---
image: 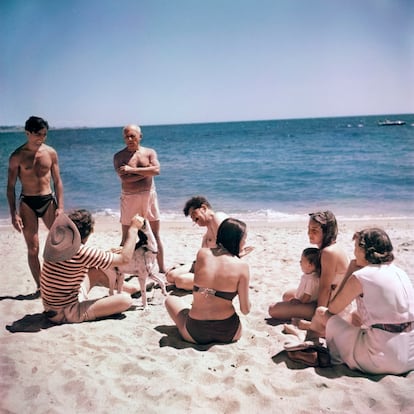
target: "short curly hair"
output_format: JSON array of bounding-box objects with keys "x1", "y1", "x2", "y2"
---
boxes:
[
  {"x1": 183, "y1": 196, "x2": 212, "y2": 216},
  {"x1": 68, "y1": 209, "x2": 95, "y2": 241},
  {"x1": 353, "y1": 228, "x2": 394, "y2": 264},
  {"x1": 25, "y1": 116, "x2": 49, "y2": 133}
]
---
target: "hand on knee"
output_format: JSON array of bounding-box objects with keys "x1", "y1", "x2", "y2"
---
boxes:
[
  {"x1": 166, "y1": 270, "x2": 176, "y2": 283},
  {"x1": 315, "y1": 306, "x2": 328, "y2": 317}
]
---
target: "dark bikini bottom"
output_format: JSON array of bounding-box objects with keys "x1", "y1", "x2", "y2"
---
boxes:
[
  {"x1": 20, "y1": 194, "x2": 56, "y2": 217},
  {"x1": 186, "y1": 313, "x2": 240, "y2": 344}
]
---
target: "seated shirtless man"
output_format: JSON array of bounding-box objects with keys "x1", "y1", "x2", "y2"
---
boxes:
[
  {"x1": 166, "y1": 196, "x2": 229, "y2": 290},
  {"x1": 7, "y1": 116, "x2": 64, "y2": 295},
  {"x1": 166, "y1": 196, "x2": 254, "y2": 290}
]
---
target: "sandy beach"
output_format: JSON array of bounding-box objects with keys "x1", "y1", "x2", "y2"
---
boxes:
[{"x1": 1, "y1": 215, "x2": 414, "y2": 413}]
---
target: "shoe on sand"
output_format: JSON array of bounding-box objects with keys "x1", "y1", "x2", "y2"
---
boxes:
[
  {"x1": 287, "y1": 346, "x2": 331, "y2": 368},
  {"x1": 283, "y1": 340, "x2": 317, "y2": 352}
]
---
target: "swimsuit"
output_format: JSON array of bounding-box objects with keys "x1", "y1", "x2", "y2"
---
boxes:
[
  {"x1": 120, "y1": 186, "x2": 160, "y2": 224},
  {"x1": 186, "y1": 313, "x2": 240, "y2": 344},
  {"x1": 193, "y1": 285, "x2": 237, "y2": 301},
  {"x1": 20, "y1": 194, "x2": 56, "y2": 217},
  {"x1": 186, "y1": 285, "x2": 240, "y2": 344}
]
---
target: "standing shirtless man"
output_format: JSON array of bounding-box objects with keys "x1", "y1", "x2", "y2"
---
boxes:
[
  {"x1": 113, "y1": 124, "x2": 165, "y2": 273},
  {"x1": 7, "y1": 116, "x2": 64, "y2": 294}
]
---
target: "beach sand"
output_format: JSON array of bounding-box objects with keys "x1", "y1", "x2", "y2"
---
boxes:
[{"x1": 1, "y1": 215, "x2": 414, "y2": 413}]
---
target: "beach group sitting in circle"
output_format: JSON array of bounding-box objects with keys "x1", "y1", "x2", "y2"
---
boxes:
[{"x1": 7, "y1": 116, "x2": 414, "y2": 375}]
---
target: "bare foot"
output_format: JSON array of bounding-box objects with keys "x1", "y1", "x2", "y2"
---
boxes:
[{"x1": 283, "y1": 323, "x2": 306, "y2": 342}]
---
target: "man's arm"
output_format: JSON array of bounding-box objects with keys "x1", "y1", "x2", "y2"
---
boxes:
[
  {"x1": 120, "y1": 164, "x2": 160, "y2": 176},
  {"x1": 118, "y1": 148, "x2": 160, "y2": 177},
  {"x1": 111, "y1": 215, "x2": 145, "y2": 266},
  {"x1": 50, "y1": 149, "x2": 64, "y2": 215},
  {"x1": 6, "y1": 154, "x2": 23, "y2": 232},
  {"x1": 113, "y1": 152, "x2": 150, "y2": 183}
]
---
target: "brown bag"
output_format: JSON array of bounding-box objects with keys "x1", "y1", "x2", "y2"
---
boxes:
[{"x1": 287, "y1": 346, "x2": 331, "y2": 368}]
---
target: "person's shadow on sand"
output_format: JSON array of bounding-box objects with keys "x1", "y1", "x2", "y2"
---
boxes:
[
  {"x1": 271, "y1": 350, "x2": 394, "y2": 381},
  {"x1": 5, "y1": 312, "x2": 56, "y2": 333},
  {"x1": 5, "y1": 312, "x2": 127, "y2": 333},
  {"x1": 0, "y1": 291, "x2": 41, "y2": 301},
  {"x1": 155, "y1": 325, "x2": 227, "y2": 351}
]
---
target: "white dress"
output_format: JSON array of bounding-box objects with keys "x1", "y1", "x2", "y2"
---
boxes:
[
  {"x1": 295, "y1": 271, "x2": 319, "y2": 302},
  {"x1": 326, "y1": 263, "x2": 414, "y2": 374}
]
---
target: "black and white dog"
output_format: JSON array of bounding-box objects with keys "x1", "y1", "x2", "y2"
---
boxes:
[{"x1": 105, "y1": 220, "x2": 167, "y2": 309}]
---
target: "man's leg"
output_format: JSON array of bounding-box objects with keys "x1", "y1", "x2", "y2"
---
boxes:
[
  {"x1": 149, "y1": 220, "x2": 165, "y2": 273},
  {"x1": 120, "y1": 224, "x2": 129, "y2": 246},
  {"x1": 87, "y1": 268, "x2": 139, "y2": 295},
  {"x1": 120, "y1": 192, "x2": 143, "y2": 246},
  {"x1": 20, "y1": 202, "x2": 41, "y2": 289},
  {"x1": 41, "y1": 200, "x2": 58, "y2": 229}
]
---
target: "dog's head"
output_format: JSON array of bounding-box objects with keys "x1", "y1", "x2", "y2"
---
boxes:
[
  {"x1": 135, "y1": 230, "x2": 148, "y2": 250},
  {"x1": 134, "y1": 219, "x2": 157, "y2": 253}
]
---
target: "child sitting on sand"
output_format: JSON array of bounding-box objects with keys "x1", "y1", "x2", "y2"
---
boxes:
[
  {"x1": 282, "y1": 247, "x2": 321, "y2": 305},
  {"x1": 269, "y1": 247, "x2": 320, "y2": 321}
]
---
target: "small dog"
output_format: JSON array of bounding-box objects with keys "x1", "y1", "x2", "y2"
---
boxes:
[{"x1": 105, "y1": 220, "x2": 167, "y2": 309}]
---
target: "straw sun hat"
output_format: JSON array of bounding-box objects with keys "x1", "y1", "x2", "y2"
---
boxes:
[{"x1": 43, "y1": 213, "x2": 81, "y2": 262}]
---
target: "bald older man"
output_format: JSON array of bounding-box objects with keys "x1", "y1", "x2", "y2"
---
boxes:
[{"x1": 113, "y1": 124, "x2": 165, "y2": 272}]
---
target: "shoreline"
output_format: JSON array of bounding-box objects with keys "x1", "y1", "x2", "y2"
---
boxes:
[
  {"x1": 1, "y1": 217, "x2": 414, "y2": 412},
  {"x1": 1, "y1": 211, "x2": 413, "y2": 227}
]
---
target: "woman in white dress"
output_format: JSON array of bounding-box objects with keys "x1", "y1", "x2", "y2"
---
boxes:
[{"x1": 311, "y1": 228, "x2": 414, "y2": 374}]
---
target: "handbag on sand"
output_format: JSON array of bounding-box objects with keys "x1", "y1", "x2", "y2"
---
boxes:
[{"x1": 287, "y1": 345, "x2": 331, "y2": 368}]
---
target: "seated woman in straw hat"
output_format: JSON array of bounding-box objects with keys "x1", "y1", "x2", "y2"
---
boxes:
[{"x1": 40, "y1": 209, "x2": 144, "y2": 324}]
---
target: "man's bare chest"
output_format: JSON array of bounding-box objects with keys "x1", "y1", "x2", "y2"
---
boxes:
[
  {"x1": 20, "y1": 152, "x2": 52, "y2": 177},
  {"x1": 125, "y1": 151, "x2": 150, "y2": 167}
]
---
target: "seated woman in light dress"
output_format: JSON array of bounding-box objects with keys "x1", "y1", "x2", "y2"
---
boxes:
[
  {"x1": 310, "y1": 228, "x2": 414, "y2": 375},
  {"x1": 165, "y1": 218, "x2": 251, "y2": 344}
]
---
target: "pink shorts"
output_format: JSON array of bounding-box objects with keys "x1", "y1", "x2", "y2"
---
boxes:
[
  {"x1": 45, "y1": 299, "x2": 99, "y2": 324},
  {"x1": 120, "y1": 188, "x2": 160, "y2": 225}
]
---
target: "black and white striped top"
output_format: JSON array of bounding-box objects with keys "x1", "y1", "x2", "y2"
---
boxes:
[{"x1": 41, "y1": 245, "x2": 114, "y2": 309}]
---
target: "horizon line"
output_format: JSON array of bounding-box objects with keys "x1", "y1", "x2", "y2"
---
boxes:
[{"x1": 1, "y1": 112, "x2": 413, "y2": 130}]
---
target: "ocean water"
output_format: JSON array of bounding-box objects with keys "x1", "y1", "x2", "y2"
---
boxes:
[{"x1": 1, "y1": 114, "x2": 413, "y2": 225}]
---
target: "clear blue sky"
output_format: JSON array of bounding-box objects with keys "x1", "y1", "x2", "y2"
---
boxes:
[{"x1": 1, "y1": 0, "x2": 413, "y2": 127}]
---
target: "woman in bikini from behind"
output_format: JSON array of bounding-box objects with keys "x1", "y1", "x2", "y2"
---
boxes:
[{"x1": 165, "y1": 218, "x2": 251, "y2": 344}]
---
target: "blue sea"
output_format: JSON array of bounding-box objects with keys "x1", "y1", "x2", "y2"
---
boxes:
[{"x1": 1, "y1": 114, "x2": 413, "y2": 225}]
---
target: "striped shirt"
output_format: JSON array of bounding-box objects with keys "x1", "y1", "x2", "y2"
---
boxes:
[{"x1": 41, "y1": 245, "x2": 114, "y2": 309}]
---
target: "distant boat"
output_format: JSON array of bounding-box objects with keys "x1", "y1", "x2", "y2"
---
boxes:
[{"x1": 378, "y1": 120, "x2": 406, "y2": 126}]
